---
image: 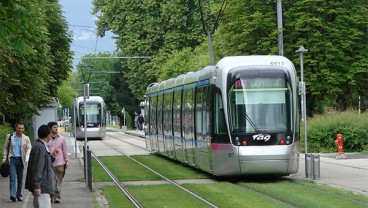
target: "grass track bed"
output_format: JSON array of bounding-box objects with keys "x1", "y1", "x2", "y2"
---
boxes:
[
  {"x1": 93, "y1": 155, "x2": 368, "y2": 207},
  {"x1": 239, "y1": 181, "x2": 368, "y2": 208},
  {"x1": 93, "y1": 155, "x2": 210, "y2": 182}
]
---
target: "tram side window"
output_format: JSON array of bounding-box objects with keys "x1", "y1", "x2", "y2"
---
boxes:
[
  {"x1": 196, "y1": 86, "x2": 210, "y2": 141},
  {"x1": 173, "y1": 89, "x2": 182, "y2": 138},
  {"x1": 214, "y1": 90, "x2": 227, "y2": 136},
  {"x1": 150, "y1": 96, "x2": 158, "y2": 134},
  {"x1": 157, "y1": 93, "x2": 163, "y2": 135},
  {"x1": 183, "y1": 87, "x2": 195, "y2": 140},
  {"x1": 163, "y1": 92, "x2": 173, "y2": 135}
]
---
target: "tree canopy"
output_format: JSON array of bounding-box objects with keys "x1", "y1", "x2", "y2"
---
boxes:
[
  {"x1": 92, "y1": 0, "x2": 367, "y2": 115},
  {"x1": 0, "y1": 0, "x2": 73, "y2": 124}
]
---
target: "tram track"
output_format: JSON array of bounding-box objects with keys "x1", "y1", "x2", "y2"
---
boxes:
[
  {"x1": 88, "y1": 132, "x2": 368, "y2": 207},
  {"x1": 95, "y1": 136, "x2": 218, "y2": 208}
]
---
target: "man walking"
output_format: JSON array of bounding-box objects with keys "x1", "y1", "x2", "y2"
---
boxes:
[
  {"x1": 47, "y1": 121, "x2": 69, "y2": 203},
  {"x1": 2, "y1": 122, "x2": 32, "y2": 202},
  {"x1": 25, "y1": 124, "x2": 57, "y2": 208}
]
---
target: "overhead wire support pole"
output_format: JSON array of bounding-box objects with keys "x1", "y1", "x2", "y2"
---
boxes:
[
  {"x1": 198, "y1": 0, "x2": 226, "y2": 65},
  {"x1": 277, "y1": 0, "x2": 284, "y2": 56}
]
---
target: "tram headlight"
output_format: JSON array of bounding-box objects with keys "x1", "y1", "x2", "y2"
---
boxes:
[
  {"x1": 285, "y1": 135, "x2": 291, "y2": 145},
  {"x1": 235, "y1": 137, "x2": 241, "y2": 146}
]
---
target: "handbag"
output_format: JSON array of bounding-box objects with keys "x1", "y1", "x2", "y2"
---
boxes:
[{"x1": 1, "y1": 134, "x2": 12, "y2": 178}]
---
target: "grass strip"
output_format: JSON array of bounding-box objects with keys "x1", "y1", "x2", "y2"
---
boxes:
[
  {"x1": 240, "y1": 180, "x2": 368, "y2": 208},
  {"x1": 104, "y1": 184, "x2": 211, "y2": 208},
  {"x1": 100, "y1": 186, "x2": 135, "y2": 208},
  {"x1": 92, "y1": 156, "x2": 161, "y2": 182},
  {"x1": 132, "y1": 155, "x2": 210, "y2": 180},
  {"x1": 183, "y1": 182, "x2": 288, "y2": 208}
]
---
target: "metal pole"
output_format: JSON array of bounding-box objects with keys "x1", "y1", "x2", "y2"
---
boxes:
[
  {"x1": 277, "y1": 0, "x2": 284, "y2": 56},
  {"x1": 295, "y1": 46, "x2": 309, "y2": 177},
  {"x1": 83, "y1": 83, "x2": 89, "y2": 187},
  {"x1": 73, "y1": 100, "x2": 77, "y2": 158},
  {"x1": 207, "y1": 31, "x2": 215, "y2": 65}
]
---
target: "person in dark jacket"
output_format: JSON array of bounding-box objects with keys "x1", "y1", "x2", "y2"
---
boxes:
[{"x1": 25, "y1": 125, "x2": 57, "y2": 208}]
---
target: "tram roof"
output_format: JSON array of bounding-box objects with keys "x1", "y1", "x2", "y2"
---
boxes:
[
  {"x1": 75, "y1": 96, "x2": 104, "y2": 103},
  {"x1": 216, "y1": 55, "x2": 295, "y2": 72}
]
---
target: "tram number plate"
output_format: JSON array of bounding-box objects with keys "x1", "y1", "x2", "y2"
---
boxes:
[{"x1": 270, "y1": 61, "x2": 284, "y2": 66}]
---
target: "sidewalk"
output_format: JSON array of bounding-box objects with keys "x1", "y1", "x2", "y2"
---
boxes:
[{"x1": 0, "y1": 132, "x2": 98, "y2": 208}]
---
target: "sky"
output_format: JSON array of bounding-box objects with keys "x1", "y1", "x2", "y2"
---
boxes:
[{"x1": 59, "y1": 0, "x2": 116, "y2": 68}]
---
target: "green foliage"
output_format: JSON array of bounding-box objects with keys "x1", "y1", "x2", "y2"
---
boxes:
[
  {"x1": 75, "y1": 52, "x2": 140, "y2": 119},
  {"x1": 57, "y1": 80, "x2": 78, "y2": 108},
  {"x1": 0, "y1": 123, "x2": 12, "y2": 157},
  {"x1": 307, "y1": 111, "x2": 368, "y2": 153},
  {"x1": 0, "y1": 0, "x2": 72, "y2": 125},
  {"x1": 93, "y1": 0, "x2": 367, "y2": 115}
]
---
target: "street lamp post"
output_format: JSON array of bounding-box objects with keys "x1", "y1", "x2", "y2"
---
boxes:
[
  {"x1": 122, "y1": 108, "x2": 126, "y2": 132},
  {"x1": 83, "y1": 83, "x2": 89, "y2": 186},
  {"x1": 295, "y1": 46, "x2": 310, "y2": 177}
]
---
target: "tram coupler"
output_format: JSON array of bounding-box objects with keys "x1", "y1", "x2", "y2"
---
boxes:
[{"x1": 335, "y1": 133, "x2": 346, "y2": 159}]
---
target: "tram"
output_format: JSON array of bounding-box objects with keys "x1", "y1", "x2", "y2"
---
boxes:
[
  {"x1": 144, "y1": 56, "x2": 300, "y2": 176},
  {"x1": 73, "y1": 96, "x2": 107, "y2": 139}
]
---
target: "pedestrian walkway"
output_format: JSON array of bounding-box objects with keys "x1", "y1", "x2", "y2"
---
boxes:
[{"x1": 0, "y1": 132, "x2": 99, "y2": 208}]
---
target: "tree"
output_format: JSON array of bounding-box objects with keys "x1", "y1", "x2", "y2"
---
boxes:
[
  {"x1": 0, "y1": 0, "x2": 73, "y2": 125},
  {"x1": 92, "y1": 0, "x2": 205, "y2": 99},
  {"x1": 75, "y1": 52, "x2": 140, "y2": 118}
]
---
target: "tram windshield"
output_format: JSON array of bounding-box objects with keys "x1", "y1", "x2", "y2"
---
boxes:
[
  {"x1": 79, "y1": 103, "x2": 102, "y2": 127},
  {"x1": 229, "y1": 77, "x2": 291, "y2": 133}
]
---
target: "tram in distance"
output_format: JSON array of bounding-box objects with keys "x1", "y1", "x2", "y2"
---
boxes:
[
  {"x1": 144, "y1": 56, "x2": 300, "y2": 176},
  {"x1": 73, "y1": 96, "x2": 107, "y2": 140}
]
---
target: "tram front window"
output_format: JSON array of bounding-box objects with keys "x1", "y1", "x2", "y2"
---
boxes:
[
  {"x1": 229, "y1": 78, "x2": 291, "y2": 133},
  {"x1": 79, "y1": 103, "x2": 101, "y2": 127}
]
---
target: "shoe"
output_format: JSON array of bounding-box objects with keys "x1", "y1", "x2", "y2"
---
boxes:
[
  {"x1": 17, "y1": 196, "x2": 23, "y2": 201},
  {"x1": 10, "y1": 196, "x2": 16, "y2": 202},
  {"x1": 55, "y1": 199, "x2": 60, "y2": 203}
]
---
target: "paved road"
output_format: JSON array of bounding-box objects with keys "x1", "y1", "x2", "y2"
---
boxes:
[{"x1": 292, "y1": 153, "x2": 368, "y2": 196}]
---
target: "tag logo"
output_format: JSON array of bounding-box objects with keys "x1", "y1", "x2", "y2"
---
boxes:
[{"x1": 252, "y1": 134, "x2": 271, "y2": 142}]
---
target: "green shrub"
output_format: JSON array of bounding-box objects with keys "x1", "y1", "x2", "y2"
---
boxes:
[
  {"x1": 0, "y1": 123, "x2": 12, "y2": 157},
  {"x1": 305, "y1": 111, "x2": 368, "y2": 153}
]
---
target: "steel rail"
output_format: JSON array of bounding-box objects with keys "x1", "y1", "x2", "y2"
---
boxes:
[
  {"x1": 91, "y1": 152, "x2": 143, "y2": 208},
  {"x1": 101, "y1": 138, "x2": 218, "y2": 208}
]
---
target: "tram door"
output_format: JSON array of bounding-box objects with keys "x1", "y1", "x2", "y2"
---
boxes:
[
  {"x1": 195, "y1": 86, "x2": 212, "y2": 172},
  {"x1": 183, "y1": 86, "x2": 196, "y2": 166}
]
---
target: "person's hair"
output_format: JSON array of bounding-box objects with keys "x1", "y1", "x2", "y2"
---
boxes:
[
  {"x1": 38, "y1": 125, "x2": 50, "y2": 139},
  {"x1": 47, "y1": 121, "x2": 58, "y2": 129}
]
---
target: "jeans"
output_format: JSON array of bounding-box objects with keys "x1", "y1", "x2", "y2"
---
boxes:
[{"x1": 9, "y1": 157, "x2": 24, "y2": 198}]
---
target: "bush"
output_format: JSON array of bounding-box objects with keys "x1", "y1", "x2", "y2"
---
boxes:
[
  {"x1": 305, "y1": 111, "x2": 368, "y2": 153},
  {"x1": 0, "y1": 123, "x2": 12, "y2": 157}
]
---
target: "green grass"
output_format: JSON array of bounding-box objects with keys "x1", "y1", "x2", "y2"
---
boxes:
[
  {"x1": 99, "y1": 181, "x2": 368, "y2": 208},
  {"x1": 93, "y1": 156, "x2": 161, "y2": 182},
  {"x1": 93, "y1": 155, "x2": 210, "y2": 182},
  {"x1": 94, "y1": 155, "x2": 368, "y2": 207},
  {"x1": 126, "y1": 184, "x2": 211, "y2": 208},
  {"x1": 100, "y1": 186, "x2": 135, "y2": 208},
  {"x1": 239, "y1": 180, "x2": 368, "y2": 208},
  {"x1": 132, "y1": 155, "x2": 211, "y2": 180},
  {"x1": 183, "y1": 182, "x2": 287, "y2": 208}
]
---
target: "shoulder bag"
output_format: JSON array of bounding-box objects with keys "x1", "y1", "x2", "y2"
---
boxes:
[{"x1": 1, "y1": 134, "x2": 12, "y2": 177}]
